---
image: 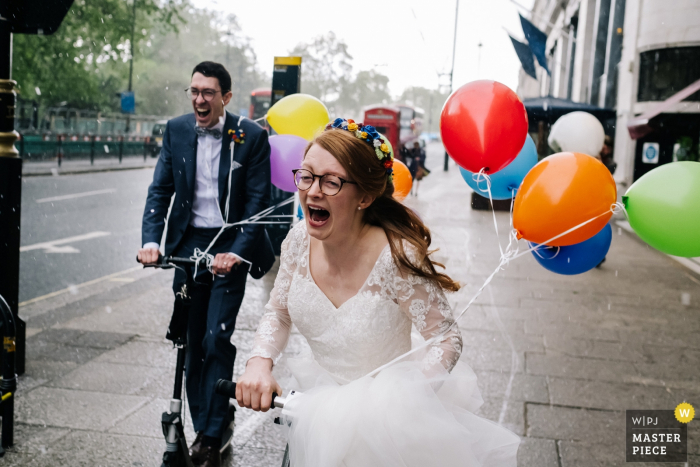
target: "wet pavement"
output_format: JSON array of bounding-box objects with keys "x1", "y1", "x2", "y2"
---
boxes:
[{"x1": 6, "y1": 143, "x2": 699, "y2": 466}]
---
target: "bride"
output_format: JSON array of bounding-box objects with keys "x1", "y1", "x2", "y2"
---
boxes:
[{"x1": 235, "y1": 118, "x2": 520, "y2": 466}]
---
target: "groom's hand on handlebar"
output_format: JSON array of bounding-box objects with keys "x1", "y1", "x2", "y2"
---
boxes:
[
  {"x1": 212, "y1": 252, "x2": 241, "y2": 275},
  {"x1": 236, "y1": 357, "x2": 283, "y2": 412},
  {"x1": 137, "y1": 247, "x2": 160, "y2": 265}
]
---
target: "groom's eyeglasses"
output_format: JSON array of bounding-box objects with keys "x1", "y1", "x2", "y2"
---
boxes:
[
  {"x1": 292, "y1": 169, "x2": 357, "y2": 196},
  {"x1": 185, "y1": 87, "x2": 221, "y2": 102}
]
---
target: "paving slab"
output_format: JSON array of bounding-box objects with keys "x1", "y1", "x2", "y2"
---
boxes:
[
  {"x1": 516, "y1": 437, "x2": 559, "y2": 467},
  {"x1": 526, "y1": 403, "x2": 624, "y2": 445},
  {"x1": 16, "y1": 387, "x2": 149, "y2": 431},
  {"x1": 47, "y1": 361, "x2": 170, "y2": 395}
]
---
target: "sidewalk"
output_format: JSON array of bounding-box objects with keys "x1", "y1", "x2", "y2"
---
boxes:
[
  {"x1": 22, "y1": 156, "x2": 157, "y2": 177},
  {"x1": 6, "y1": 146, "x2": 700, "y2": 466}
]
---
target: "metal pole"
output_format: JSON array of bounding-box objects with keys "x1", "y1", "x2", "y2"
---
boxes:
[
  {"x1": 125, "y1": 0, "x2": 137, "y2": 140},
  {"x1": 444, "y1": 0, "x2": 459, "y2": 172},
  {"x1": 0, "y1": 21, "x2": 26, "y2": 376}
]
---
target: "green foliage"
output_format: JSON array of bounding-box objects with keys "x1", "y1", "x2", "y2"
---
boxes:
[
  {"x1": 134, "y1": 10, "x2": 267, "y2": 117},
  {"x1": 290, "y1": 33, "x2": 391, "y2": 119},
  {"x1": 13, "y1": 0, "x2": 188, "y2": 111}
]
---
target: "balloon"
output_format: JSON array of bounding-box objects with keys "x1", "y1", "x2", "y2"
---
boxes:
[
  {"x1": 267, "y1": 94, "x2": 329, "y2": 141},
  {"x1": 460, "y1": 135, "x2": 538, "y2": 200},
  {"x1": 623, "y1": 161, "x2": 700, "y2": 257},
  {"x1": 530, "y1": 223, "x2": 612, "y2": 275},
  {"x1": 297, "y1": 204, "x2": 304, "y2": 220},
  {"x1": 440, "y1": 80, "x2": 528, "y2": 174},
  {"x1": 392, "y1": 160, "x2": 412, "y2": 201},
  {"x1": 269, "y1": 134, "x2": 308, "y2": 192},
  {"x1": 513, "y1": 152, "x2": 616, "y2": 246},
  {"x1": 548, "y1": 111, "x2": 605, "y2": 156}
]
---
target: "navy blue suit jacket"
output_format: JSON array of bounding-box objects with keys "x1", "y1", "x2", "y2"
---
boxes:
[{"x1": 142, "y1": 111, "x2": 275, "y2": 278}]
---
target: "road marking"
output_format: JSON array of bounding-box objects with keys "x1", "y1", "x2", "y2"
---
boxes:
[
  {"x1": 36, "y1": 188, "x2": 116, "y2": 203},
  {"x1": 18, "y1": 265, "x2": 143, "y2": 307},
  {"x1": 20, "y1": 231, "x2": 111, "y2": 253}
]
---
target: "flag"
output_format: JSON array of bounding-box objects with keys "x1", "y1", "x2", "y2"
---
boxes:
[
  {"x1": 509, "y1": 36, "x2": 538, "y2": 80},
  {"x1": 519, "y1": 14, "x2": 550, "y2": 75}
]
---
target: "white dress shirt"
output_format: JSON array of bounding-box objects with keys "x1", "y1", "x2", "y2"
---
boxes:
[
  {"x1": 190, "y1": 116, "x2": 225, "y2": 228},
  {"x1": 144, "y1": 114, "x2": 242, "y2": 257}
]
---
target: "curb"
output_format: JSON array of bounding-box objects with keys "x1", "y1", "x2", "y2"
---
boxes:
[{"x1": 22, "y1": 164, "x2": 156, "y2": 177}]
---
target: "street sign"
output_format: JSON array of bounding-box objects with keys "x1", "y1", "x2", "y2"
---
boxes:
[
  {"x1": 642, "y1": 142, "x2": 659, "y2": 164},
  {"x1": 271, "y1": 56, "x2": 301, "y2": 106},
  {"x1": 120, "y1": 91, "x2": 135, "y2": 114}
]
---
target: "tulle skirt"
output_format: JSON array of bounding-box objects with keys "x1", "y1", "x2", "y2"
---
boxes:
[{"x1": 280, "y1": 354, "x2": 520, "y2": 467}]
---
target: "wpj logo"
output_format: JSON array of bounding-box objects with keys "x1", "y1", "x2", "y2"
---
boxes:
[{"x1": 626, "y1": 410, "x2": 687, "y2": 462}]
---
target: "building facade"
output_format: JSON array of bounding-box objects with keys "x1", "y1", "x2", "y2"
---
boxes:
[{"x1": 517, "y1": 0, "x2": 700, "y2": 186}]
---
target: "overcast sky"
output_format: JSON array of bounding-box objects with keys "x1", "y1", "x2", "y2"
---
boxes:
[{"x1": 190, "y1": 0, "x2": 534, "y2": 97}]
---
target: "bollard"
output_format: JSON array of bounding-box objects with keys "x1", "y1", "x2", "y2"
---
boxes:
[
  {"x1": 90, "y1": 135, "x2": 95, "y2": 165},
  {"x1": 18, "y1": 134, "x2": 24, "y2": 159},
  {"x1": 118, "y1": 135, "x2": 123, "y2": 163},
  {"x1": 0, "y1": 295, "x2": 16, "y2": 453},
  {"x1": 143, "y1": 137, "x2": 147, "y2": 162}
]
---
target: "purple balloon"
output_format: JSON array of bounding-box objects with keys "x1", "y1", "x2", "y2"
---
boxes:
[{"x1": 270, "y1": 135, "x2": 308, "y2": 192}]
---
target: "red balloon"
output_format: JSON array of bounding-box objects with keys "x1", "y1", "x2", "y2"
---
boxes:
[{"x1": 440, "y1": 80, "x2": 528, "y2": 174}]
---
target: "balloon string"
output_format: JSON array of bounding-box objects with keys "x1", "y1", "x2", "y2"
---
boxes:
[
  {"x1": 253, "y1": 115, "x2": 267, "y2": 123},
  {"x1": 191, "y1": 196, "x2": 295, "y2": 277},
  {"x1": 473, "y1": 170, "x2": 505, "y2": 259},
  {"x1": 364, "y1": 201, "x2": 628, "y2": 379}
]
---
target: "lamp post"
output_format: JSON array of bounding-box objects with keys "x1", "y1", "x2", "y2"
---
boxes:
[
  {"x1": 0, "y1": 0, "x2": 74, "y2": 375},
  {"x1": 444, "y1": 0, "x2": 459, "y2": 172}
]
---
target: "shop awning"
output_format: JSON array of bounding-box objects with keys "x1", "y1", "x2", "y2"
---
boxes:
[
  {"x1": 627, "y1": 78, "x2": 700, "y2": 139},
  {"x1": 522, "y1": 96, "x2": 615, "y2": 124}
]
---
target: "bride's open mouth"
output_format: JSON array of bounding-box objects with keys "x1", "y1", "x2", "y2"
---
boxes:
[
  {"x1": 307, "y1": 205, "x2": 330, "y2": 227},
  {"x1": 196, "y1": 107, "x2": 211, "y2": 118}
]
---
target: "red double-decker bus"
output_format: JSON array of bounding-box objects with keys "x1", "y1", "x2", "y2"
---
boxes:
[
  {"x1": 249, "y1": 88, "x2": 271, "y2": 120},
  {"x1": 363, "y1": 104, "x2": 424, "y2": 156}
]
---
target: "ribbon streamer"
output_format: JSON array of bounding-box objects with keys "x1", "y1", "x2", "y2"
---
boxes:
[{"x1": 366, "y1": 176, "x2": 628, "y2": 378}]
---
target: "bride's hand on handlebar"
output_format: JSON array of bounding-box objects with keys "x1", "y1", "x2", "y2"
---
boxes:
[{"x1": 236, "y1": 357, "x2": 282, "y2": 412}]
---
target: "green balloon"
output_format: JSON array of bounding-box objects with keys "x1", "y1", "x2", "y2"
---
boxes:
[{"x1": 623, "y1": 161, "x2": 700, "y2": 257}]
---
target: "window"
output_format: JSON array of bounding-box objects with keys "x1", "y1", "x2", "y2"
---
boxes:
[{"x1": 638, "y1": 47, "x2": 700, "y2": 102}]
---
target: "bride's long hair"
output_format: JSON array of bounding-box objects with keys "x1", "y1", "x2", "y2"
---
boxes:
[{"x1": 306, "y1": 129, "x2": 460, "y2": 292}]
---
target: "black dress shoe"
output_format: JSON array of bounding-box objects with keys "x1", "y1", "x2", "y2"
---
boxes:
[
  {"x1": 198, "y1": 445, "x2": 221, "y2": 467},
  {"x1": 189, "y1": 432, "x2": 206, "y2": 464}
]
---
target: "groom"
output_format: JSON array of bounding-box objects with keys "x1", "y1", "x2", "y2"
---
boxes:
[{"x1": 138, "y1": 61, "x2": 273, "y2": 467}]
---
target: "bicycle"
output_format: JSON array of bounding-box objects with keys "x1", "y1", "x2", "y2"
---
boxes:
[{"x1": 139, "y1": 255, "x2": 237, "y2": 467}]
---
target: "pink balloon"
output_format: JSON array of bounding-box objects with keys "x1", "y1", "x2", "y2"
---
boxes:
[{"x1": 269, "y1": 134, "x2": 308, "y2": 192}]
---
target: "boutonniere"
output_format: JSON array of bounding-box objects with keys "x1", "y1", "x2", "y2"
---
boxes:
[{"x1": 228, "y1": 128, "x2": 245, "y2": 144}]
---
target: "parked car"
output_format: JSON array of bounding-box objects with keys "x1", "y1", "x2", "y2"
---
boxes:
[{"x1": 146, "y1": 120, "x2": 168, "y2": 157}]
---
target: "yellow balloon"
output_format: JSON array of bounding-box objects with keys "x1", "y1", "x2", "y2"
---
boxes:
[{"x1": 267, "y1": 94, "x2": 330, "y2": 141}]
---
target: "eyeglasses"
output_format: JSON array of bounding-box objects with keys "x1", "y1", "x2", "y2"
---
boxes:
[
  {"x1": 292, "y1": 169, "x2": 357, "y2": 196},
  {"x1": 185, "y1": 87, "x2": 221, "y2": 102}
]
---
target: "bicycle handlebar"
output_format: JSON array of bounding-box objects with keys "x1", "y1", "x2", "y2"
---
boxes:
[
  {"x1": 214, "y1": 379, "x2": 284, "y2": 409},
  {"x1": 136, "y1": 254, "x2": 208, "y2": 269}
]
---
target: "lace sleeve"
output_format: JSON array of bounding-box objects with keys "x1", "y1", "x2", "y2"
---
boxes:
[
  {"x1": 394, "y1": 253, "x2": 463, "y2": 373},
  {"x1": 248, "y1": 224, "x2": 304, "y2": 364}
]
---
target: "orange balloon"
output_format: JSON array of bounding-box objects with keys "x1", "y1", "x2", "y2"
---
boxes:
[
  {"x1": 513, "y1": 152, "x2": 616, "y2": 246},
  {"x1": 392, "y1": 160, "x2": 413, "y2": 201}
]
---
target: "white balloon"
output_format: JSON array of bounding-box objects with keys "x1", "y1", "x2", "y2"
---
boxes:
[{"x1": 548, "y1": 111, "x2": 605, "y2": 156}]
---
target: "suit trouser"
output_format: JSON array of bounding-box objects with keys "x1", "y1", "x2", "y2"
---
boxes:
[{"x1": 172, "y1": 225, "x2": 247, "y2": 439}]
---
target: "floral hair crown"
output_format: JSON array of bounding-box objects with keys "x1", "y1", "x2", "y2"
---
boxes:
[{"x1": 325, "y1": 117, "x2": 394, "y2": 180}]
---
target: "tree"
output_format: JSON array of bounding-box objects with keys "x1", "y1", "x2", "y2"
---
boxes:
[
  {"x1": 134, "y1": 10, "x2": 268, "y2": 117},
  {"x1": 13, "y1": 0, "x2": 188, "y2": 111},
  {"x1": 397, "y1": 87, "x2": 449, "y2": 133},
  {"x1": 335, "y1": 70, "x2": 391, "y2": 120},
  {"x1": 289, "y1": 32, "x2": 353, "y2": 106}
]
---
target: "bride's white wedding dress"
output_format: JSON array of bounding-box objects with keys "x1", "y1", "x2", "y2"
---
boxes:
[{"x1": 249, "y1": 222, "x2": 520, "y2": 466}]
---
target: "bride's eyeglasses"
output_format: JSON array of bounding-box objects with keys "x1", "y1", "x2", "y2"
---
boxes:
[{"x1": 292, "y1": 169, "x2": 357, "y2": 196}]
